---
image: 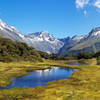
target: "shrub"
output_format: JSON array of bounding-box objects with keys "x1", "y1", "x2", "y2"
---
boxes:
[
  {"x1": 76, "y1": 53, "x2": 93, "y2": 59},
  {"x1": 0, "y1": 37, "x2": 43, "y2": 62}
]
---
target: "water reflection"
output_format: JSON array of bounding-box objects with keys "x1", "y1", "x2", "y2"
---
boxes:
[{"x1": 1, "y1": 67, "x2": 76, "y2": 89}]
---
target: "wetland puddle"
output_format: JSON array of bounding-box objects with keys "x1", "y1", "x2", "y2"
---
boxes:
[{"x1": 1, "y1": 67, "x2": 76, "y2": 89}]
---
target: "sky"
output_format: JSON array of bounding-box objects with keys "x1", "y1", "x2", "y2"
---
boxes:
[{"x1": 0, "y1": 0, "x2": 100, "y2": 38}]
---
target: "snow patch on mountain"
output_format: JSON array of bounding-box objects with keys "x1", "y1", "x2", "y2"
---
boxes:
[
  {"x1": 0, "y1": 19, "x2": 64, "y2": 53},
  {"x1": 72, "y1": 35, "x2": 85, "y2": 42},
  {"x1": 25, "y1": 31, "x2": 64, "y2": 53},
  {"x1": 88, "y1": 27, "x2": 100, "y2": 37}
]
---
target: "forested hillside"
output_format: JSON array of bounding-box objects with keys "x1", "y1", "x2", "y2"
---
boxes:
[{"x1": 0, "y1": 37, "x2": 43, "y2": 62}]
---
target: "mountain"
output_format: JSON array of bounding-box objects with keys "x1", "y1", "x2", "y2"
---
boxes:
[
  {"x1": 25, "y1": 31, "x2": 64, "y2": 53},
  {"x1": 59, "y1": 27, "x2": 100, "y2": 56},
  {"x1": 0, "y1": 19, "x2": 64, "y2": 54},
  {"x1": 1, "y1": 18, "x2": 100, "y2": 55},
  {"x1": 0, "y1": 37, "x2": 43, "y2": 62},
  {"x1": 0, "y1": 19, "x2": 25, "y2": 42},
  {"x1": 58, "y1": 37, "x2": 71, "y2": 44}
]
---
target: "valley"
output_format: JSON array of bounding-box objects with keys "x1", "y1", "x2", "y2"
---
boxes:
[
  {"x1": 1, "y1": 0, "x2": 100, "y2": 100},
  {"x1": 1, "y1": 19, "x2": 100, "y2": 55},
  {"x1": 0, "y1": 59, "x2": 100, "y2": 100},
  {"x1": 0, "y1": 33, "x2": 99, "y2": 100}
]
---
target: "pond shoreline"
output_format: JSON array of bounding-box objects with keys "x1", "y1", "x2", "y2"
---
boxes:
[
  {"x1": 0, "y1": 59, "x2": 100, "y2": 100},
  {"x1": 0, "y1": 67, "x2": 76, "y2": 89},
  {"x1": 0, "y1": 59, "x2": 94, "y2": 89}
]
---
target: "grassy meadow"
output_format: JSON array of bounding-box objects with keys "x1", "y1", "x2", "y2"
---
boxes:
[{"x1": 0, "y1": 59, "x2": 100, "y2": 100}]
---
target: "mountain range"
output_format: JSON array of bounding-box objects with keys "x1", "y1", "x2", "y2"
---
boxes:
[
  {"x1": 0, "y1": 19, "x2": 100, "y2": 56},
  {"x1": 59, "y1": 27, "x2": 100, "y2": 56},
  {"x1": 0, "y1": 19, "x2": 64, "y2": 54}
]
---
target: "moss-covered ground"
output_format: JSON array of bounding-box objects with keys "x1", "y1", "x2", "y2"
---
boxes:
[{"x1": 0, "y1": 59, "x2": 100, "y2": 100}]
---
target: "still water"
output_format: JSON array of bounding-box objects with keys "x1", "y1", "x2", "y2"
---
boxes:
[
  {"x1": 2, "y1": 67, "x2": 76, "y2": 89},
  {"x1": 65, "y1": 62, "x2": 89, "y2": 65}
]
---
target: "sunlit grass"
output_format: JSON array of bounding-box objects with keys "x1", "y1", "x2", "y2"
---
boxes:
[
  {"x1": 0, "y1": 61, "x2": 49, "y2": 87},
  {"x1": 0, "y1": 59, "x2": 100, "y2": 100}
]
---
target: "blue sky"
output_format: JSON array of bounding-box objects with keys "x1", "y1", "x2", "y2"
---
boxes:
[{"x1": 0, "y1": 0, "x2": 100, "y2": 38}]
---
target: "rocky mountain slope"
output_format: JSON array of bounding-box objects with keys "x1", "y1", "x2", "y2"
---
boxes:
[
  {"x1": 25, "y1": 31, "x2": 64, "y2": 53},
  {"x1": 1, "y1": 19, "x2": 100, "y2": 55},
  {"x1": 0, "y1": 19, "x2": 64, "y2": 54},
  {"x1": 59, "y1": 27, "x2": 100, "y2": 56},
  {"x1": 0, "y1": 19, "x2": 25, "y2": 42}
]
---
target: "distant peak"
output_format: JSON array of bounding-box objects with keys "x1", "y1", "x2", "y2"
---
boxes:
[
  {"x1": 92, "y1": 27, "x2": 100, "y2": 31},
  {"x1": 72, "y1": 35, "x2": 78, "y2": 39},
  {"x1": 0, "y1": 19, "x2": 6, "y2": 27},
  {"x1": 39, "y1": 31, "x2": 50, "y2": 35},
  {"x1": 71, "y1": 35, "x2": 85, "y2": 42},
  {"x1": 41, "y1": 31, "x2": 49, "y2": 33},
  {"x1": 0, "y1": 18, "x2": 21, "y2": 34},
  {"x1": 90, "y1": 27, "x2": 100, "y2": 34},
  {"x1": 89, "y1": 27, "x2": 100, "y2": 37},
  {"x1": 31, "y1": 31, "x2": 51, "y2": 37},
  {"x1": 72, "y1": 35, "x2": 84, "y2": 39}
]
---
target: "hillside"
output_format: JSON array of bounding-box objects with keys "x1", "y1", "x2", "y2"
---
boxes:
[
  {"x1": 1, "y1": 18, "x2": 100, "y2": 56},
  {"x1": 0, "y1": 19, "x2": 64, "y2": 54},
  {"x1": 0, "y1": 37, "x2": 43, "y2": 62},
  {"x1": 59, "y1": 27, "x2": 100, "y2": 56}
]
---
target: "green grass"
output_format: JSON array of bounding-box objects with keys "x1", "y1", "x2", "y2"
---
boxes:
[
  {"x1": 0, "y1": 61, "x2": 49, "y2": 87},
  {"x1": 0, "y1": 59, "x2": 100, "y2": 100}
]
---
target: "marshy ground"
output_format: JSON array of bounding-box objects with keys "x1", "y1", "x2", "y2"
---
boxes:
[{"x1": 0, "y1": 59, "x2": 100, "y2": 100}]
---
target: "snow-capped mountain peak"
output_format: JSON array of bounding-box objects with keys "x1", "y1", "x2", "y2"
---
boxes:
[
  {"x1": 72, "y1": 35, "x2": 85, "y2": 42},
  {"x1": 88, "y1": 27, "x2": 100, "y2": 37},
  {"x1": 0, "y1": 19, "x2": 25, "y2": 42},
  {"x1": 24, "y1": 31, "x2": 64, "y2": 53},
  {"x1": 0, "y1": 18, "x2": 64, "y2": 54},
  {"x1": 0, "y1": 19, "x2": 5, "y2": 27},
  {"x1": 0, "y1": 19, "x2": 7, "y2": 30},
  {"x1": 32, "y1": 31, "x2": 49, "y2": 36},
  {"x1": 38, "y1": 31, "x2": 49, "y2": 36},
  {"x1": 91, "y1": 27, "x2": 100, "y2": 32},
  {"x1": 25, "y1": 31, "x2": 57, "y2": 42},
  {"x1": 0, "y1": 19, "x2": 20, "y2": 33}
]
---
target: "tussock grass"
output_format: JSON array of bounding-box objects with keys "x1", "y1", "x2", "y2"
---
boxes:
[
  {"x1": 0, "y1": 59, "x2": 100, "y2": 100},
  {"x1": 0, "y1": 62, "x2": 49, "y2": 87}
]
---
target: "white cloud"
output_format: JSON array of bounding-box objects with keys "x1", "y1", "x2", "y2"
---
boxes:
[
  {"x1": 94, "y1": 0, "x2": 100, "y2": 8},
  {"x1": 83, "y1": 10, "x2": 87, "y2": 15},
  {"x1": 75, "y1": 0, "x2": 100, "y2": 15},
  {"x1": 76, "y1": 0, "x2": 89, "y2": 8}
]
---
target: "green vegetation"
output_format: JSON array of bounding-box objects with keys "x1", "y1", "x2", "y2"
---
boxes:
[
  {"x1": 75, "y1": 53, "x2": 93, "y2": 59},
  {"x1": 93, "y1": 51, "x2": 100, "y2": 65},
  {"x1": 0, "y1": 37, "x2": 43, "y2": 62},
  {"x1": 38, "y1": 51, "x2": 70, "y2": 60},
  {"x1": 0, "y1": 59, "x2": 100, "y2": 100},
  {"x1": 97, "y1": 57, "x2": 100, "y2": 65},
  {"x1": 0, "y1": 37, "x2": 68, "y2": 62},
  {"x1": 0, "y1": 62, "x2": 49, "y2": 87},
  {"x1": 64, "y1": 51, "x2": 100, "y2": 65},
  {"x1": 1, "y1": 37, "x2": 100, "y2": 100}
]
